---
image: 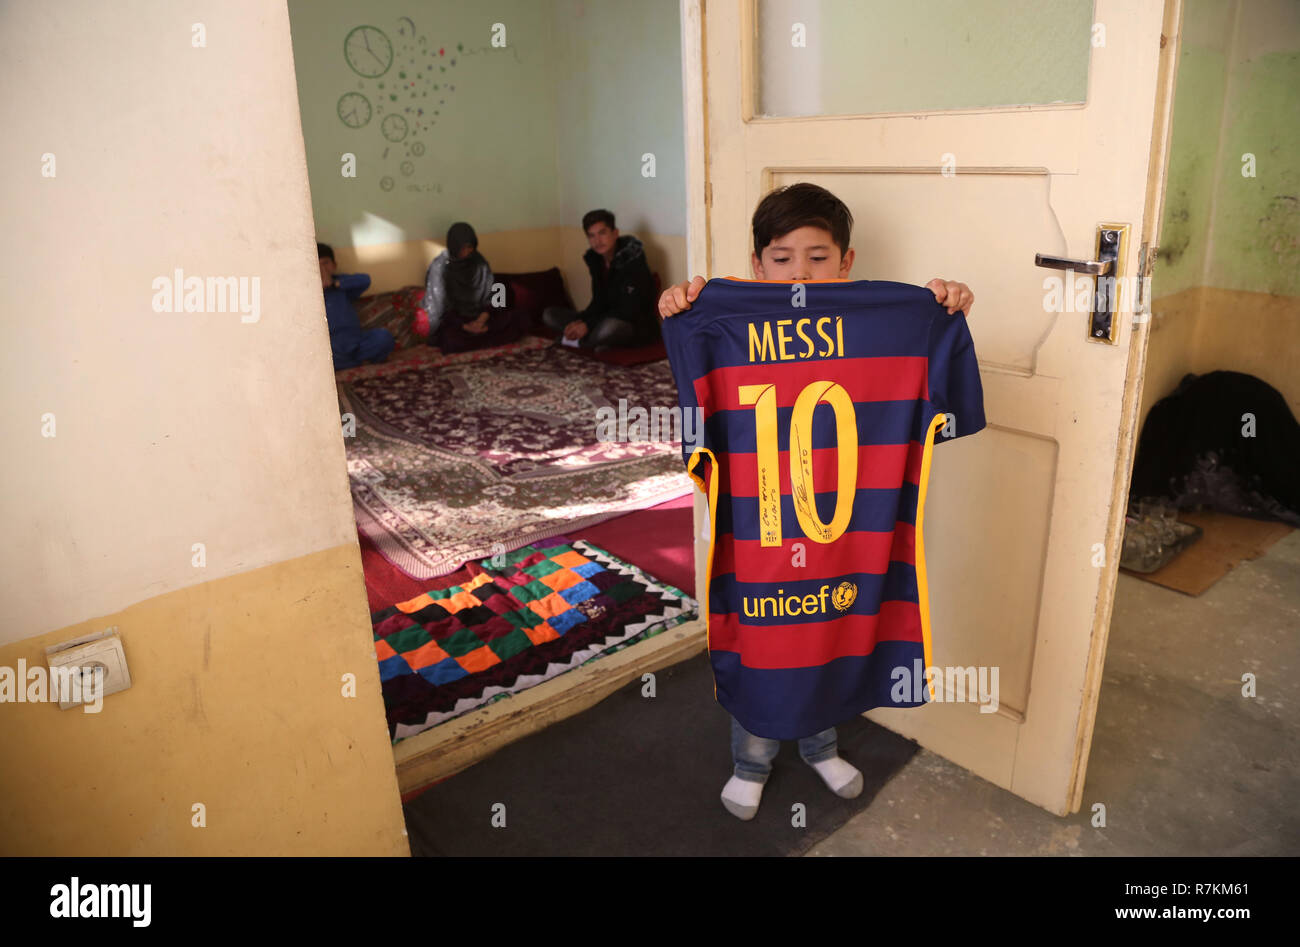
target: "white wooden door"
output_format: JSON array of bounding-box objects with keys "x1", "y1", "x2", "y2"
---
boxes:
[{"x1": 682, "y1": 0, "x2": 1182, "y2": 815}]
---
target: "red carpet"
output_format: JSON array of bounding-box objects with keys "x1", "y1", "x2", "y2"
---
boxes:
[
  {"x1": 358, "y1": 493, "x2": 696, "y2": 613},
  {"x1": 569, "y1": 493, "x2": 694, "y2": 595}
]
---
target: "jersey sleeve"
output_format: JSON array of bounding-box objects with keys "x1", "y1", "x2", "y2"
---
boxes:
[
  {"x1": 659, "y1": 312, "x2": 707, "y2": 467},
  {"x1": 926, "y1": 310, "x2": 986, "y2": 443}
]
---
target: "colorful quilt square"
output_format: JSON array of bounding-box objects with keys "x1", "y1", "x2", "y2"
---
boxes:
[
  {"x1": 522, "y1": 559, "x2": 563, "y2": 579},
  {"x1": 396, "y1": 593, "x2": 434, "y2": 614},
  {"x1": 546, "y1": 608, "x2": 586, "y2": 635},
  {"x1": 513, "y1": 579, "x2": 554, "y2": 604},
  {"x1": 409, "y1": 601, "x2": 453, "y2": 625},
  {"x1": 443, "y1": 588, "x2": 485, "y2": 613},
  {"x1": 527, "y1": 590, "x2": 573, "y2": 620},
  {"x1": 523, "y1": 622, "x2": 561, "y2": 645},
  {"x1": 382, "y1": 624, "x2": 433, "y2": 653},
  {"x1": 474, "y1": 583, "x2": 511, "y2": 610},
  {"x1": 500, "y1": 609, "x2": 535, "y2": 631},
  {"x1": 437, "y1": 626, "x2": 487, "y2": 658},
  {"x1": 374, "y1": 612, "x2": 416, "y2": 638},
  {"x1": 403, "y1": 639, "x2": 453, "y2": 671},
  {"x1": 559, "y1": 580, "x2": 601, "y2": 606},
  {"x1": 514, "y1": 577, "x2": 556, "y2": 606},
  {"x1": 540, "y1": 568, "x2": 583, "y2": 592},
  {"x1": 378, "y1": 654, "x2": 414, "y2": 681},
  {"x1": 374, "y1": 638, "x2": 399, "y2": 662},
  {"x1": 488, "y1": 627, "x2": 534, "y2": 661},
  {"x1": 417, "y1": 657, "x2": 469, "y2": 686},
  {"x1": 549, "y1": 550, "x2": 590, "y2": 569},
  {"x1": 572, "y1": 561, "x2": 605, "y2": 579},
  {"x1": 514, "y1": 550, "x2": 550, "y2": 570},
  {"x1": 471, "y1": 615, "x2": 519, "y2": 644},
  {"x1": 455, "y1": 604, "x2": 498, "y2": 628},
  {"x1": 456, "y1": 644, "x2": 501, "y2": 674}
]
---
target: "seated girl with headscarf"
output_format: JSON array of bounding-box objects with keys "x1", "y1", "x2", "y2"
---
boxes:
[{"x1": 420, "y1": 222, "x2": 527, "y2": 354}]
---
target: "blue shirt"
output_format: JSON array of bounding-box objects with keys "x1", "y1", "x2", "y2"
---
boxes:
[{"x1": 324, "y1": 273, "x2": 371, "y2": 354}]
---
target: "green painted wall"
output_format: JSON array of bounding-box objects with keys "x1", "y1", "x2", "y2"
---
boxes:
[
  {"x1": 1157, "y1": 0, "x2": 1300, "y2": 298},
  {"x1": 1206, "y1": 42, "x2": 1300, "y2": 294},
  {"x1": 1156, "y1": 42, "x2": 1228, "y2": 295},
  {"x1": 287, "y1": 1, "x2": 560, "y2": 247},
  {"x1": 287, "y1": 0, "x2": 688, "y2": 251},
  {"x1": 552, "y1": 0, "x2": 686, "y2": 237}
]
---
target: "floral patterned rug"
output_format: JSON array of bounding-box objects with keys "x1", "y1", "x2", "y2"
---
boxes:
[{"x1": 339, "y1": 340, "x2": 692, "y2": 578}]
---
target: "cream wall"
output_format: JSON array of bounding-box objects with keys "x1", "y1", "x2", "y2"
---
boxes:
[
  {"x1": 2, "y1": 0, "x2": 360, "y2": 642},
  {"x1": 0, "y1": 0, "x2": 407, "y2": 855}
]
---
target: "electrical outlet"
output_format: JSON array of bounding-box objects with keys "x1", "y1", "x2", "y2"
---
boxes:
[{"x1": 45, "y1": 626, "x2": 131, "y2": 710}]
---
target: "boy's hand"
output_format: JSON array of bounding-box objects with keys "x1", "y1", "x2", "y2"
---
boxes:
[
  {"x1": 658, "y1": 276, "x2": 706, "y2": 319},
  {"x1": 564, "y1": 320, "x2": 588, "y2": 341},
  {"x1": 926, "y1": 278, "x2": 974, "y2": 317}
]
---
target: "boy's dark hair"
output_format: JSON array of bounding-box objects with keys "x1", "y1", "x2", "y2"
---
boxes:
[
  {"x1": 752, "y1": 183, "x2": 854, "y2": 258},
  {"x1": 582, "y1": 209, "x2": 616, "y2": 233},
  {"x1": 317, "y1": 242, "x2": 335, "y2": 262}
]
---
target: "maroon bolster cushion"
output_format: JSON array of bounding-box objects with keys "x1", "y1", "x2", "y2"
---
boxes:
[
  {"x1": 354, "y1": 268, "x2": 574, "y2": 345},
  {"x1": 493, "y1": 267, "x2": 575, "y2": 330}
]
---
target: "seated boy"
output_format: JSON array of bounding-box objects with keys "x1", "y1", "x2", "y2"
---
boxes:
[
  {"x1": 318, "y1": 242, "x2": 395, "y2": 371},
  {"x1": 541, "y1": 209, "x2": 660, "y2": 351},
  {"x1": 657, "y1": 182, "x2": 975, "y2": 821}
]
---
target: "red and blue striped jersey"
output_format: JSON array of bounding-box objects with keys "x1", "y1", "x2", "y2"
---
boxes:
[{"x1": 661, "y1": 277, "x2": 986, "y2": 739}]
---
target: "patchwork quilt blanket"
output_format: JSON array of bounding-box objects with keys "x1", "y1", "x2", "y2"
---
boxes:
[{"x1": 373, "y1": 537, "x2": 698, "y2": 741}]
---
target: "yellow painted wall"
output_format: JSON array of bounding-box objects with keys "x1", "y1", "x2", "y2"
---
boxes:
[
  {"x1": 0, "y1": 545, "x2": 408, "y2": 856},
  {"x1": 1144, "y1": 287, "x2": 1300, "y2": 422},
  {"x1": 0, "y1": 0, "x2": 408, "y2": 855}
]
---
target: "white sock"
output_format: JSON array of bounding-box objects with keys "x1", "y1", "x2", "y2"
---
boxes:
[
  {"x1": 720, "y1": 775, "x2": 764, "y2": 821},
  {"x1": 809, "y1": 756, "x2": 864, "y2": 798}
]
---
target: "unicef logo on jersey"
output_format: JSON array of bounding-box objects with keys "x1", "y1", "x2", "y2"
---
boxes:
[
  {"x1": 831, "y1": 581, "x2": 858, "y2": 612},
  {"x1": 741, "y1": 582, "x2": 859, "y2": 619}
]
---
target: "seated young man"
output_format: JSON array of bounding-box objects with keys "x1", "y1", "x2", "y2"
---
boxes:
[
  {"x1": 318, "y1": 242, "x2": 394, "y2": 371},
  {"x1": 541, "y1": 209, "x2": 659, "y2": 351}
]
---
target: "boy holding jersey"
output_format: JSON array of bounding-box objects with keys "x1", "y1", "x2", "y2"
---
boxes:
[{"x1": 658, "y1": 183, "x2": 975, "y2": 821}]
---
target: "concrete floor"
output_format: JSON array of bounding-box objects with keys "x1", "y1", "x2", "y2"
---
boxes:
[{"x1": 807, "y1": 529, "x2": 1300, "y2": 856}]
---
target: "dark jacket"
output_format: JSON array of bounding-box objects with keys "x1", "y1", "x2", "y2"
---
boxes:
[{"x1": 579, "y1": 235, "x2": 659, "y2": 344}]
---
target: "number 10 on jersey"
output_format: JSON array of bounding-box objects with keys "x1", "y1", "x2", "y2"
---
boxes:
[{"x1": 737, "y1": 381, "x2": 859, "y2": 547}]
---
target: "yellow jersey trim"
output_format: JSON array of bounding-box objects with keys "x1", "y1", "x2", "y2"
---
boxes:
[
  {"x1": 914, "y1": 412, "x2": 948, "y2": 702},
  {"x1": 686, "y1": 447, "x2": 719, "y2": 700}
]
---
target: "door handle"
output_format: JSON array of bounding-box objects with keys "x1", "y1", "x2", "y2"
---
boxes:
[
  {"x1": 1034, "y1": 224, "x2": 1129, "y2": 344},
  {"x1": 1033, "y1": 254, "x2": 1113, "y2": 276}
]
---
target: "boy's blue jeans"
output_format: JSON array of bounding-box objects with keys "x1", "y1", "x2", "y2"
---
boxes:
[{"x1": 731, "y1": 715, "x2": 838, "y2": 784}]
